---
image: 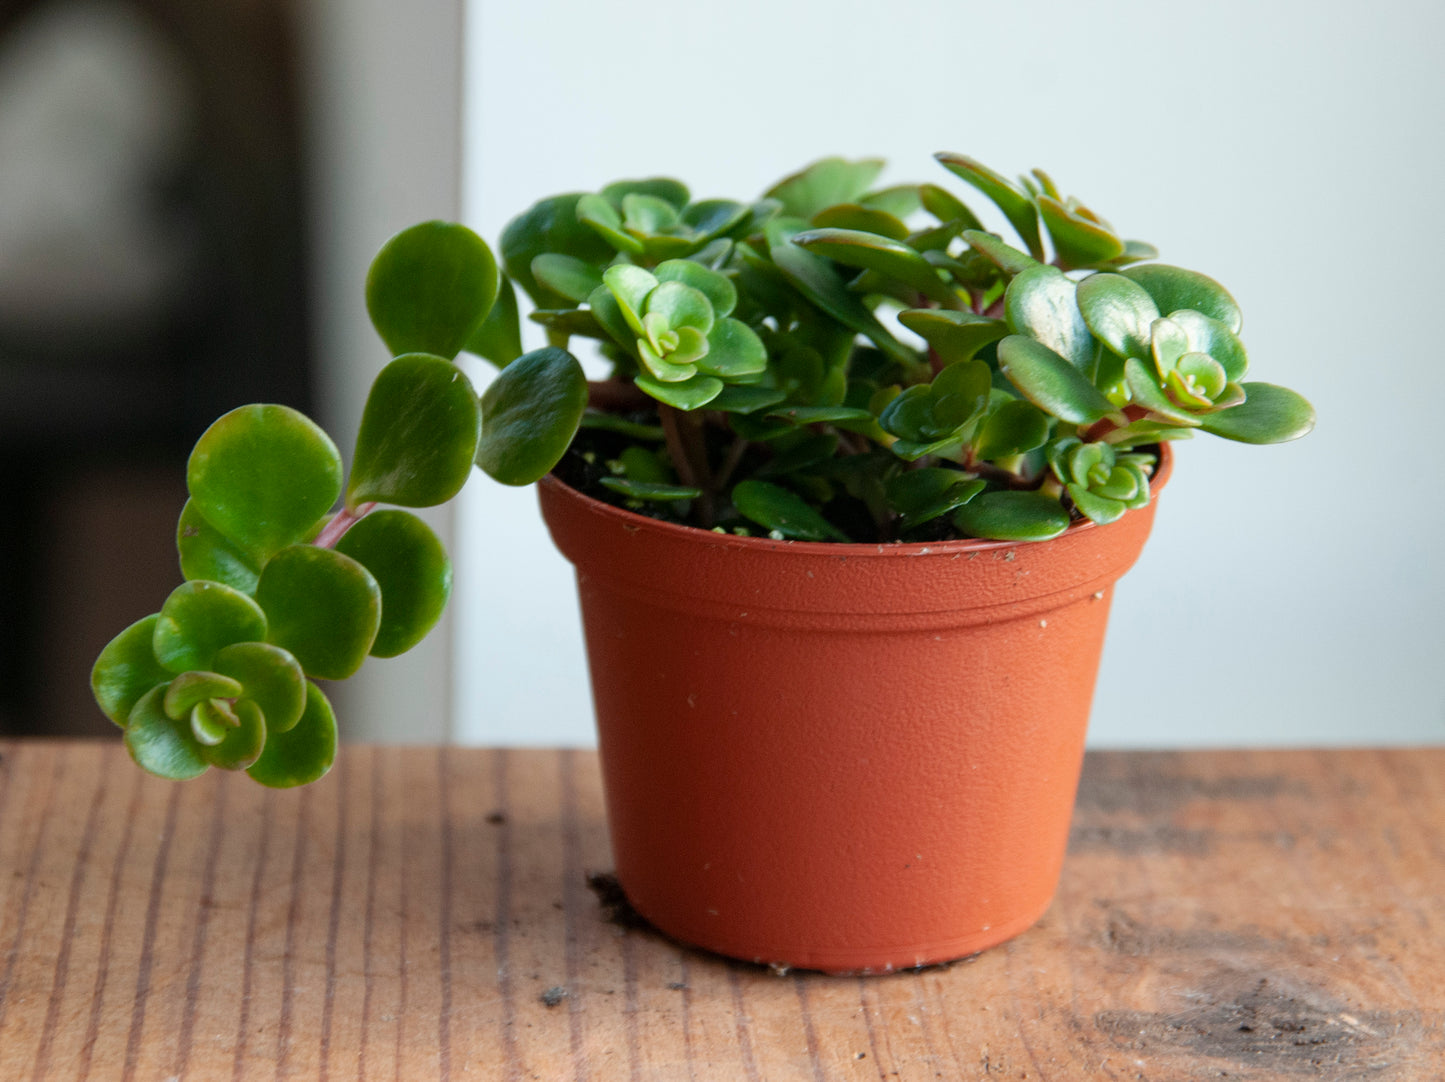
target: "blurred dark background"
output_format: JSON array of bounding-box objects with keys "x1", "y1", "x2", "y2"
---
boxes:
[{"x1": 0, "y1": 0, "x2": 314, "y2": 735}]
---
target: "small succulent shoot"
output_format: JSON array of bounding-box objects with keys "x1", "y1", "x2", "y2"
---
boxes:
[{"x1": 95, "y1": 155, "x2": 1315, "y2": 787}]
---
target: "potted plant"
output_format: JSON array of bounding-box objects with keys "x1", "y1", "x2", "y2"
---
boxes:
[{"x1": 91, "y1": 153, "x2": 1313, "y2": 972}]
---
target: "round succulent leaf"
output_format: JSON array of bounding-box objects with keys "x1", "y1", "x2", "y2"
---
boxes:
[
  {"x1": 664, "y1": 325, "x2": 709, "y2": 367},
  {"x1": 645, "y1": 281, "x2": 714, "y2": 335},
  {"x1": 764, "y1": 157, "x2": 885, "y2": 220},
  {"x1": 190, "y1": 700, "x2": 233, "y2": 747},
  {"x1": 1168, "y1": 309, "x2": 1249, "y2": 380},
  {"x1": 953, "y1": 490, "x2": 1071, "y2": 541},
  {"x1": 464, "y1": 273, "x2": 523, "y2": 368},
  {"x1": 696, "y1": 318, "x2": 766, "y2": 379},
  {"x1": 501, "y1": 193, "x2": 615, "y2": 306},
  {"x1": 528, "y1": 307, "x2": 611, "y2": 341},
  {"x1": 919, "y1": 184, "x2": 984, "y2": 232},
  {"x1": 1120, "y1": 264, "x2": 1242, "y2": 333},
  {"x1": 212, "y1": 641, "x2": 306, "y2": 734},
  {"x1": 255, "y1": 545, "x2": 380, "y2": 681},
  {"x1": 1076, "y1": 273, "x2": 1160, "y2": 360},
  {"x1": 930, "y1": 359, "x2": 992, "y2": 429},
  {"x1": 601, "y1": 265, "x2": 659, "y2": 337},
  {"x1": 1096, "y1": 465, "x2": 1142, "y2": 503},
  {"x1": 1106, "y1": 240, "x2": 1159, "y2": 269},
  {"x1": 634, "y1": 372, "x2": 724, "y2": 411},
  {"x1": 1150, "y1": 317, "x2": 1190, "y2": 376},
  {"x1": 811, "y1": 204, "x2": 910, "y2": 241},
  {"x1": 638, "y1": 338, "x2": 697, "y2": 382},
  {"x1": 365, "y1": 221, "x2": 498, "y2": 359},
  {"x1": 1067, "y1": 483, "x2": 1128, "y2": 525},
  {"x1": 348, "y1": 354, "x2": 482, "y2": 510},
  {"x1": 732, "y1": 480, "x2": 848, "y2": 541},
  {"x1": 334, "y1": 509, "x2": 451, "y2": 659},
  {"x1": 680, "y1": 200, "x2": 748, "y2": 241},
  {"x1": 602, "y1": 177, "x2": 690, "y2": 210},
  {"x1": 898, "y1": 310, "x2": 1008, "y2": 366},
  {"x1": 639, "y1": 234, "x2": 704, "y2": 262},
  {"x1": 997, "y1": 336, "x2": 1116, "y2": 425},
  {"x1": 153, "y1": 580, "x2": 267, "y2": 674},
  {"x1": 1123, "y1": 358, "x2": 1203, "y2": 426},
  {"x1": 887, "y1": 468, "x2": 986, "y2": 530},
  {"x1": 767, "y1": 405, "x2": 875, "y2": 425},
  {"x1": 961, "y1": 230, "x2": 1038, "y2": 278},
  {"x1": 655, "y1": 259, "x2": 736, "y2": 318},
  {"x1": 163, "y1": 670, "x2": 244, "y2": 721},
  {"x1": 177, "y1": 499, "x2": 260, "y2": 594},
  {"x1": 246, "y1": 681, "x2": 337, "y2": 789},
  {"x1": 585, "y1": 285, "x2": 639, "y2": 354},
  {"x1": 935, "y1": 154, "x2": 1044, "y2": 260},
  {"x1": 125, "y1": 686, "x2": 209, "y2": 780},
  {"x1": 599, "y1": 478, "x2": 702, "y2": 502},
  {"x1": 878, "y1": 384, "x2": 937, "y2": 441},
  {"x1": 476, "y1": 346, "x2": 589, "y2": 485},
  {"x1": 530, "y1": 253, "x2": 603, "y2": 304},
  {"x1": 621, "y1": 193, "x2": 680, "y2": 235},
  {"x1": 859, "y1": 184, "x2": 922, "y2": 219},
  {"x1": 1197, "y1": 382, "x2": 1316, "y2": 444},
  {"x1": 92, "y1": 614, "x2": 169, "y2": 727},
  {"x1": 1004, "y1": 265, "x2": 1094, "y2": 372},
  {"x1": 200, "y1": 698, "x2": 266, "y2": 771},
  {"x1": 974, "y1": 399, "x2": 1051, "y2": 460},
  {"x1": 187, "y1": 405, "x2": 342, "y2": 566},
  {"x1": 1038, "y1": 195, "x2": 1125, "y2": 269},
  {"x1": 1175, "y1": 352, "x2": 1229, "y2": 402},
  {"x1": 791, "y1": 228, "x2": 958, "y2": 306},
  {"x1": 576, "y1": 194, "x2": 645, "y2": 255},
  {"x1": 709, "y1": 385, "x2": 789, "y2": 414}
]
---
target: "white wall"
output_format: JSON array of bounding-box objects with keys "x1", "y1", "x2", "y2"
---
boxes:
[{"x1": 457, "y1": 0, "x2": 1445, "y2": 747}]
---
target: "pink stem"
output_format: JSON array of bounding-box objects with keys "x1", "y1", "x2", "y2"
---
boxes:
[{"x1": 314, "y1": 502, "x2": 376, "y2": 549}]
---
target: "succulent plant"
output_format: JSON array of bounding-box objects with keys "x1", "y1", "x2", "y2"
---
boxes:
[{"x1": 92, "y1": 152, "x2": 1314, "y2": 785}]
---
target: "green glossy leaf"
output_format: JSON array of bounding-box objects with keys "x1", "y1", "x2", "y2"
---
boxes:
[
  {"x1": 766, "y1": 406, "x2": 875, "y2": 425},
  {"x1": 177, "y1": 499, "x2": 260, "y2": 594},
  {"x1": 528, "y1": 307, "x2": 612, "y2": 341},
  {"x1": 601, "y1": 177, "x2": 689, "y2": 210},
  {"x1": 153, "y1": 581, "x2": 267, "y2": 674},
  {"x1": 859, "y1": 184, "x2": 922, "y2": 219},
  {"x1": 476, "y1": 346, "x2": 589, "y2": 485},
  {"x1": 576, "y1": 193, "x2": 645, "y2": 255},
  {"x1": 212, "y1": 641, "x2": 306, "y2": 734},
  {"x1": 1004, "y1": 265, "x2": 1094, "y2": 371},
  {"x1": 464, "y1": 273, "x2": 523, "y2": 367},
  {"x1": 655, "y1": 259, "x2": 736, "y2": 318},
  {"x1": 973, "y1": 400, "x2": 1051, "y2": 460},
  {"x1": 348, "y1": 354, "x2": 482, "y2": 509},
  {"x1": 125, "y1": 686, "x2": 209, "y2": 780},
  {"x1": 765, "y1": 157, "x2": 885, "y2": 220},
  {"x1": 645, "y1": 281, "x2": 714, "y2": 335},
  {"x1": 190, "y1": 700, "x2": 234, "y2": 746},
  {"x1": 791, "y1": 227, "x2": 958, "y2": 305},
  {"x1": 756, "y1": 432, "x2": 838, "y2": 476},
  {"x1": 961, "y1": 229, "x2": 1039, "y2": 278},
  {"x1": 998, "y1": 336, "x2": 1116, "y2": 425},
  {"x1": 255, "y1": 545, "x2": 381, "y2": 680},
  {"x1": 898, "y1": 309, "x2": 1007, "y2": 364},
  {"x1": 598, "y1": 478, "x2": 702, "y2": 501},
  {"x1": 501, "y1": 193, "x2": 615, "y2": 307},
  {"x1": 919, "y1": 184, "x2": 984, "y2": 231},
  {"x1": 247, "y1": 681, "x2": 337, "y2": 788},
  {"x1": 1076, "y1": 273, "x2": 1159, "y2": 360},
  {"x1": 621, "y1": 193, "x2": 680, "y2": 234},
  {"x1": 634, "y1": 372, "x2": 724, "y2": 410},
  {"x1": 1067, "y1": 483, "x2": 1128, "y2": 525},
  {"x1": 1168, "y1": 309, "x2": 1249, "y2": 381},
  {"x1": 1120, "y1": 264, "x2": 1242, "y2": 333},
  {"x1": 1105, "y1": 240, "x2": 1159, "y2": 269},
  {"x1": 530, "y1": 253, "x2": 603, "y2": 304},
  {"x1": 886, "y1": 468, "x2": 986, "y2": 529},
  {"x1": 680, "y1": 199, "x2": 749, "y2": 241},
  {"x1": 1197, "y1": 383, "x2": 1316, "y2": 444},
  {"x1": 935, "y1": 154, "x2": 1043, "y2": 260},
  {"x1": 696, "y1": 318, "x2": 766, "y2": 379},
  {"x1": 92, "y1": 614, "x2": 169, "y2": 727},
  {"x1": 732, "y1": 480, "x2": 847, "y2": 541},
  {"x1": 1038, "y1": 195, "x2": 1124, "y2": 269},
  {"x1": 201, "y1": 698, "x2": 266, "y2": 771},
  {"x1": 334, "y1": 509, "x2": 451, "y2": 658},
  {"x1": 187, "y1": 404, "x2": 342, "y2": 566},
  {"x1": 931, "y1": 358, "x2": 992, "y2": 429},
  {"x1": 953, "y1": 490, "x2": 1071, "y2": 541},
  {"x1": 163, "y1": 670, "x2": 243, "y2": 721},
  {"x1": 366, "y1": 221, "x2": 498, "y2": 359},
  {"x1": 709, "y1": 385, "x2": 789, "y2": 414},
  {"x1": 1123, "y1": 357, "x2": 1202, "y2": 425},
  {"x1": 811, "y1": 203, "x2": 910, "y2": 241},
  {"x1": 601, "y1": 265, "x2": 658, "y2": 337}
]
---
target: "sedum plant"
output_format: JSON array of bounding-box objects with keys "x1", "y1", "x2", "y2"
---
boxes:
[{"x1": 92, "y1": 152, "x2": 1313, "y2": 785}]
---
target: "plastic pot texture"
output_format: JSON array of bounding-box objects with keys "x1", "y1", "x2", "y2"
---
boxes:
[{"x1": 539, "y1": 446, "x2": 1171, "y2": 974}]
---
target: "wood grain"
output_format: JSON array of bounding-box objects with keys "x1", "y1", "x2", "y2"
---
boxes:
[{"x1": 0, "y1": 742, "x2": 1440, "y2": 1080}]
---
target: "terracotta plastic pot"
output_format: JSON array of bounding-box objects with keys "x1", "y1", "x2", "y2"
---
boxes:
[{"x1": 539, "y1": 446, "x2": 1170, "y2": 974}]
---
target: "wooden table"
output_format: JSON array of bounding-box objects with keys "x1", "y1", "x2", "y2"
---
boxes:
[{"x1": 0, "y1": 742, "x2": 1440, "y2": 1080}]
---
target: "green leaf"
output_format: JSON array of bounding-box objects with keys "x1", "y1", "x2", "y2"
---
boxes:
[
  {"x1": 501, "y1": 193, "x2": 615, "y2": 307},
  {"x1": 953, "y1": 490, "x2": 1071, "y2": 541},
  {"x1": 961, "y1": 230, "x2": 1039, "y2": 278},
  {"x1": 997, "y1": 336, "x2": 1116, "y2": 424},
  {"x1": 598, "y1": 478, "x2": 702, "y2": 501},
  {"x1": 1004, "y1": 264, "x2": 1095, "y2": 371},
  {"x1": 935, "y1": 154, "x2": 1043, "y2": 260},
  {"x1": 791, "y1": 227, "x2": 958, "y2": 306},
  {"x1": 811, "y1": 203, "x2": 910, "y2": 241},
  {"x1": 177, "y1": 499, "x2": 260, "y2": 594},
  {"x1": 655, "y1": 259, "x2": 737, "y2": 318},
  {"x1": 247, "y1": 681, "x2": 337, "y2": 788},
  {"x1": 334, "y1": 510, "x2": 451, "y2": 658},
  {"x1": 187, "y1": 404, "x2": 342, "y2": 566},
  {"x1": 464, "y1": 274, "x2": 523, "y2": 367},
  {"x1": 125, "y1": 686, "x2": 209, "y2": 780},
  {"x1": 530, "y1": 253, "x2": 603, "y2": 304},
  {"x1": 859, "y1": 184, "x2": 922, "y2": 219},
  {"x1": 708, "y1": 385, "x2": 789, "y2": 414},
  {"x1": 898, "y1": 309, "x2": 1008, "y2": 364},
  {"x1": 886, "y1": 469, "x2": 986, "y2": 529},
  {"x1": 189, "y1": 700, "x2": 234, "y2": 746},
  {"x1": 973, "y1": 400, "x2": 1051, "y2": 460},
  {"x1": 347, "y1": 354, "x2": 482, "y2": 509},
  {"x1": 92, "y1": 614, "x2": 169, "y2": 727},
  {"x1": 1198, "y1": 383, "x2": 1316, "y2": 444},
  {"x1": 212, "y1": 641, "x2": 306, "y2": 734},
  {"x1": 645, "y1": 281, "x2": 714, "y2": 335},
  {"x1": 255, "y1": 546, "x2": 381, "y2": 680},
  {"x1": 621, "y1": 193, "x2": 680, "y2": 234},
  {"x1": 201, "y1": 699, "x2": 266, "y2": 771},
  {"x1": 528, "y1": 307, "x2": 611, "y2": 341},
  {"x1": 601, "y1": 264, "x2": 659, "y2": 337},
  {"x1": 1120, "y1": 264, "x2": 1242, "y2": 334},
  {"x1": 919, "y1": 184, "x2": 984, "y2": 231},
  {"x1": 476, "y1": 346, "x2": 589, "y2": 485},
  {"x1": 680, "y1": 199, "x2": 749, "y2": 241},
  {"x1": 696, "y1": 318, "x2": 766, "y2": 379},
  {"x1": 162, "y1": 670, "x2": 244, "y2": 720},
  {"x1": 1123, "y1": 357, "x2": 1202, "y2": 426},
  {"x1": 764, "y1": 157, "x2": 886, "y2": 219},
  {"x1": 153, "y1": 581, "x2": 268, "y2": 674},
  {"x1": 732, "y1": 480, "x2": 848, "y2": 541},
  {"x1": 1167, "y1": 309, "x2": 1249, "y2": 381},
  {"x1": 1067, "y1": 483, "x2": 1128, "y2": 525},
  {"x1": 634, "y1": 372, "x2": 724, "y2": 410},
  {"x1": 766, "y1": 406, "x2": 875, "y2": 425},
  {"x1": 576, "y1": 193, "x2": 645, "y2": 255},
  {"x1": 1037, "y1": 195, "x2": 1124, "y2": 269},
  {"x1": 601, "y1": 177, "x2": 690, "y2": 210},
  {"x1": 1076, "y1": 273, "x2": 1159, "y2": 360},
  {"x1": 366, "y1": 221, "x2": 498, "y2": 359}
]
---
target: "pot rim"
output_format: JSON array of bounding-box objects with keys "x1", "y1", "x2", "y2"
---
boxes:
[{"x1": 541, "y1": 441, "x2": 1172, "y2": 558}]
